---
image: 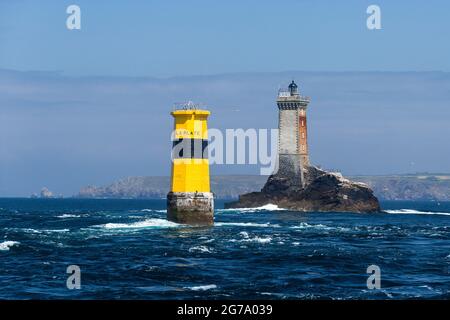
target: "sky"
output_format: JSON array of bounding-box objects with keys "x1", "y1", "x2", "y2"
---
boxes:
[
  {"x1": 1, "y1": 0, "x2": 450, "y2": 76},
  {"x1": 1, "y1": 1, "x2": 450, "y2": 196}
]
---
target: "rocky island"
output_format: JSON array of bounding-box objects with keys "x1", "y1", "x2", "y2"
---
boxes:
[
  {"x1": 225, "y1": 166, "x2": 380, "y2": 213},
  {"x1": 225, "y1": 81, "x2": 381, "y2": 213}
]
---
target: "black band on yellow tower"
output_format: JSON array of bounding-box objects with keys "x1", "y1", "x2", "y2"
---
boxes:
[{"x1": 172, "y1": 139, "x2": 208, "y2": 159}]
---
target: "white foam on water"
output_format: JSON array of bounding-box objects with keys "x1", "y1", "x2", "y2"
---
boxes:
[
  {"x1": 57, "y1": 214, "x2": 81, "y2": 218},
  {"x1": 18, "y1": 228, "x2": 42, "y2": 234},
  {"x1": 0, "y1": 241, "x2": 20, "y2": 251},
  {"x1": 291, "y1": 222, "x2": 330, "y2": 230},
  {"x1": 237, "y1": 236, "x2": 272, "y2": 244},
  {"x1": 188, "y1": 245, "x2": 213, "y2": 253},
  {"x1": 229, "y1": 231, "x2": 272, "y2": 244},
  {"x1": 186, "y1": 284, "x2": 217, "y2": 291},
  {"x1": 245, "y1": 236, "x2": 272, "y2": 244},
  {"x1": 240, "y1": 231, "x2": 249, "y2": 238},
  {"x1": 385, "y1": 209, "x2": 450, "y2": 216},
  {"x1": 218, "y1": 204, "x2": 286, "y2": 213},
  {"x1": 215, "y1": 222, "x2": 277, "y2": 228},
  {"x1": 99, "y1": 218, "x2": 180, "y2": 229},
  {"x1": 141, "y1": 209, "x2": 166, "y2": 213},
  {"x1": 42, "y1": 229, "x2": 70, "y2": 233},
  {"x1": 15, "y1": 228, "x2": 69, "y2": 234},
  {"x1": 291, "y1": 222, "x2": 350, "y2": 232}
]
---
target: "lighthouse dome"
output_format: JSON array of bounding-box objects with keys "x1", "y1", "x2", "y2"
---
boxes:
[
  {"x1": 288, "y1": 80, "x2": 297, "y2": 89},
  {"x1": 288, "y1": 80, "x2": 298, "y2": 95}
]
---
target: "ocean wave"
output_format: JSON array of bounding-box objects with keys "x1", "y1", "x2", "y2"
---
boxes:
[
  {"x1": 291, "y1": 222, "x2": 350, "y2": 232},
  {"x1": 185, "y1": 284, "x2": 217, "y2": 291},
  {"x1": 141, "y1": 209, "x2": 166, "y2": 213},
  {"x1": 0, "y1": 241, "x2": 20, "y2": 251},
  {"x1": 188, "y1": 245, "x2": 213, "y2": 253},
  {"x1": 243, "y1": 236, "x2": 272, "y2": 244},
  {"x1": 385, "y1": 209, "x2": 450, "y2": 216},
  {"x1": 16, "y1": 228, "x2": 42, "y2": 234},
  {"x1": 8, "y1": 228, "x2": 70, "y2": 234},
  {"x1": 57, "y1": 214, "x2": 81, "y2": 218},
  {"x1": 218, "y1": 204, "x2": 286, "y2": 213},
  {"x1": 215, "y1": 222, "x2": 278, "y2": 228},
  {"x1": 43, "y1": 229, "x2": 70, "y2": 233},
  {"x1": 98, "y1": 218, "x2": 180, "y2": 229},
  {"x1": 291, "y1": 222, "x2": 327, "y2": 229},
  {"x1": 230, "y1": 232, "x2": 272, "y2": 244}
]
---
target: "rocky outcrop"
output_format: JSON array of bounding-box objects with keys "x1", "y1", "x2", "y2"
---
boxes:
[{"x1": 225, "y1": 166, "x2": 381, "y2": 213}]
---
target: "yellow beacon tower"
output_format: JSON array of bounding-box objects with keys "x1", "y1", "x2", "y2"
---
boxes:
[{"x1": 167, "y1": 102, "x2": 214, "y2": 225}]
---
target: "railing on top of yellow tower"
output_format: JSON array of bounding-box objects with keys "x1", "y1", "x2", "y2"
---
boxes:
[{"x1": 172, "y1": 101, "x2": 205, "y2": 111}]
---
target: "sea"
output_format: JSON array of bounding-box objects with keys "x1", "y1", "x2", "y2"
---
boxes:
[{"x1": 0, "y1": 198, "x2": 449, "y2": 300}]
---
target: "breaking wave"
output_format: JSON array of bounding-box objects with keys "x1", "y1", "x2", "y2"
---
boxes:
[
  {"x1": 215, "y1": 222, "x2": 278, "y2": 228},
  {"x1": 57, "y1": 214, "x2": 81, "y2": 218},
  {"x1": 185, "y1": 284, "x2": 217, "y2": 291},
  {"x1": 141, "y1": 209, "x2": 166, "y2": 213},
  {"x1": 290, "y1": 222, "x2": 352, "y2": 232},
  {"x1": 188, "y1": 245, "x2": 213, "y2": 253},
  {"x1": 242, "y1": 236, "x2": 272, "y2": 244},
  {"x1": 230, "y1": 231, "x2": 272, "y2": 244},
  {"x1": 385, "y1": 209, "x2": 450, "y2": 216},
  {"x1": 98, "y1": 218, "x2": 180, "y2": 229},
  {"x1": 0, "y1": 241, "x2": 20, "y2": 251},
  {"x1": 10, "y1": 228, "x2": 70, "y2": 234}
]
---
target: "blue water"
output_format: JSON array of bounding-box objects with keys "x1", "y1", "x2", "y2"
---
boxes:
[{"x1": 0, "y1": 198, "x2": 449, "y2": 299}]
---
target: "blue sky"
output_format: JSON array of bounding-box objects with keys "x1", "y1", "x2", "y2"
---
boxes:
[
  {"x1": 1, "y1": 1, "x2": 450, "y2": 196},
  {"x1": 1, "y1": 0, "x2": 450, "y2": 76}
]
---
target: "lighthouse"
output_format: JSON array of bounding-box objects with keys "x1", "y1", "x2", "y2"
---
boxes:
[
  {"x1": 167, "y1": 103, "x2": 214, "y2": 225},
  {"x1": 225, "y1": 81, "x2": 381, "y2": 212},
  {"x1": 276, "y1": 80, "x2": 311, "y2": 187}
]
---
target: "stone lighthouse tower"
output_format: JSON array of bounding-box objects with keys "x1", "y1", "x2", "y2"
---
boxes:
[{"x1": 276, "y1": 80, "x2": 311, "y2": 187}]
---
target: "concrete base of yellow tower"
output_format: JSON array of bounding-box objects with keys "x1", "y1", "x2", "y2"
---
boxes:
[{"x1": 167, "y1": 192, "x2": 214, "y2": 226}]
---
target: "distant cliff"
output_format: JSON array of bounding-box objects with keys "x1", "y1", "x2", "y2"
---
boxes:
[
  {"x1": 77, "y1": 175, "x2": 267, "y2": 200},
  {"x1": 352, "y1": 174, "x2": 450, "y2": 201},
  {"x1": 77, "y1": 174, "x2": 450, "y2": 201}
]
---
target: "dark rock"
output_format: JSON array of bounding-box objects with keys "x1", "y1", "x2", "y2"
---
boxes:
[{"x1": 225, "y1": 166, "x2": 381, "y2": 213}]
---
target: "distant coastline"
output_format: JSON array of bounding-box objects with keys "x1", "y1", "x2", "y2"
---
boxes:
[{"x1": 75, "y1": 173, "x2": 450, "y2": 201}]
